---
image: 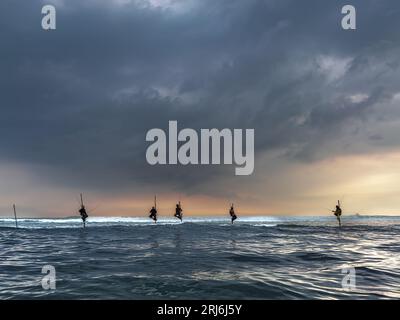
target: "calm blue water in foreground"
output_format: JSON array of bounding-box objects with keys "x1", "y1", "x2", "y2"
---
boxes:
[{"x1": 0, "y1": 216, "x2": 399, "y2": 299}]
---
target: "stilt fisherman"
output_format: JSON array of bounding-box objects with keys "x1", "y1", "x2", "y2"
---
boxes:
[
  {"x1": 79, "y1": 193, "x2": 88, "y2": 228},
  {"x1": 149, "y1": 195, "x2": 158, "y2": 223},
  {"x1": 229, "y1": 204, "x2": 237, "y2": 224},
  {"x1": 174, "y1": 202, "x2": 183, "y2": 221},
  {"x1": 332, "y1": 200, "x2": 342, "y2": 227}
]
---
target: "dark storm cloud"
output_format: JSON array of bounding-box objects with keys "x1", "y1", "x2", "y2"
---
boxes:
[{"x1": 1, "y1": 0, "x2": 400, "y2": 194}]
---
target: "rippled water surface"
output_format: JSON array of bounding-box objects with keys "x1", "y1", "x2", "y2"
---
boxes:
[{"x1": 0, "y1": 216, "x2": 399, "y2": 299}]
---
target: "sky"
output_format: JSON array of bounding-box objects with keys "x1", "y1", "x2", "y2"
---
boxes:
[{"x1": 1, "y1": 0, "x2": 400, "y2": 217}]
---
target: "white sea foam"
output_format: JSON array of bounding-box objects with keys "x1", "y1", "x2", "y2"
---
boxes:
[{"x1": 0, "y1": 215, "x2": 399, "y2": 229}]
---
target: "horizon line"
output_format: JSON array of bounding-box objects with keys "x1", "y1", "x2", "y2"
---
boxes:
[{"x1": 2, "y1": 213, "x2": 400, "y2": 219}]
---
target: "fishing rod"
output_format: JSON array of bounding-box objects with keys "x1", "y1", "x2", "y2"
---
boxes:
[{"x1": 154, "y1": 195, "x2": 157, "y2": 223}]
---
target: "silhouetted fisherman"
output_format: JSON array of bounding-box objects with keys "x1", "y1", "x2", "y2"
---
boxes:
[
  {"x1": 174, "y1": 202, "x2": 183, "y2": 221},
  {"x1": 332, "y1": 200, "x2": 342, "y2": 227},
  {"x1": 229, "y1": 204, "x2": 237, "y2": 224},
  {"x1": 149, "y1": 206, "x2": 157, "y2": 223},
  {"x1": 79, "y1": 193, "x2": 88, "y2": 228}
]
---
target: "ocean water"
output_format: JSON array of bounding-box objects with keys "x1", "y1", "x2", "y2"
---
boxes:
[{"x1": 0, "y1": 215, "x2": 399, "y2": 300}]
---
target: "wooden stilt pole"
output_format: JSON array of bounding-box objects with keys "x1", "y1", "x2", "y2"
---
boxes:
[{"x1": 13, "y1": 204, "x2": 18, "y2": 228}]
